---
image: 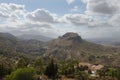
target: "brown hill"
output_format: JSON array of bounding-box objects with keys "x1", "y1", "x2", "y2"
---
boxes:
[
  {"x1": 45, "y1": 32, "x2": 120, "y2": 66},
  {"x1": 0, "y1": 32, "x2": 120, "y2": 66}
]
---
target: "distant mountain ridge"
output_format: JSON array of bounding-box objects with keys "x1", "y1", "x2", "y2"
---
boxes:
[
  {"x1": 0, "y1": 32, "x2": 17, "y2": 44},
  {"x1": 18, "y1": 34, "x2": 53, "y2": 42},
  {"x1": 87, "y1": 37, "x2": 120, "y2": 46},
  {"x1": 1, "y1": 32, "x2": 120, "y2": 66},
  {"x1": 0, "y1": 33, "x2": 45, "y2": 58}
]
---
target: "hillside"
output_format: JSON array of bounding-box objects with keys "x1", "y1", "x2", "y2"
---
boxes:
[
  {"x1": 16, "y1": 39, "x2": 45, "y2": 56},
  {"x1": 0, "y1": 33, "x2": 45, "y2": 58},
  {"x1": 0, "y1": 32, "x2": 120, "y2": 66},
  {"x1": 0, "y1": 32, "x2": 17, "y2": 44},
  {"x1": 45, "y1": 32, "x2": 120, "y2": 65},
  {"x1": 0, "y1": 33, "x2": 18, "y2": 58}
]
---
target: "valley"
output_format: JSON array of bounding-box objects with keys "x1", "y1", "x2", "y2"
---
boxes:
[{"x1": 1, "y1": 32, "x2": 120, "y2": 80}]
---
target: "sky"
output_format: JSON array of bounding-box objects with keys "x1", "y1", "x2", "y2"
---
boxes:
[{"x1": 0, "y1": 0, "x2": 120, "y2": 39}]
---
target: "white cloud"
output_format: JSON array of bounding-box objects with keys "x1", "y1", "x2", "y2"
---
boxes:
[
  {"x1": 71, "y1": 6, "x2": 79, "y2": 12},
  {"x1": 66, "y1": 0, "x2": 75, "y2": 4},
  {"x1": 65, "y1": 14, "x2": 90, "y2": 25},
  {"x1": 19, "y1": 22, "x2": 54, "y2": 29},
  {"x1": 26, "y1": 9, "x2": 57, "y2": 23},
  {"x1": 109, "y1": 15, "x2": 120, "y2": 27},
  {"x1": 0, "y1": 11, "x2": 9, "y2": 18},
  {"x1": 0, "y1": 3, "x2": 25, "y2": 19},
  {"x1": 0, "y1": 3, "x2": 57, "y2": 36},
  {"x1": 86, "y1": 0, "x2": 120, "y2": 15},
  {"x1": 0, "y1": 2, "x2": 120, "y2": 38},
  {"x1": 63, "y1": 14, "x2": 100, "y2": 27},
  {"x1": 0, "y1": 3, "x2": 24, "y2": 11}
]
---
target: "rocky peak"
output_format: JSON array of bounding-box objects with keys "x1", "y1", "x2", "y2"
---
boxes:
[{"x1": 60, "y1": 32, "x2": 82, "y2": 42}]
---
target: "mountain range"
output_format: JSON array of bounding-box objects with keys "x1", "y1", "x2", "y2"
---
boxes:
[
  {"x1": 18, "y1": 34, "x2": 53, "y2": 42},
  {"x1": 87, "y1": 37, "x2": 120, "y2": 46},
  {"x1": 0, "y1": 32, "x2": 120, "y2": 66}
]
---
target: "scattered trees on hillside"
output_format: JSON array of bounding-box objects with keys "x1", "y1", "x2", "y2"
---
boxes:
[
  {"x1": 34, "y1": 58, "x2": 44, "y2": 74},
  {"x1": 1, "y1": 56, "x2": 120, "y2": 80},
  {"x1": 58, "y1": 60, "x2": 75, "y2": 76},
  {"x1": 17, "y1": 58, "x2": 27, "y2": 68}
]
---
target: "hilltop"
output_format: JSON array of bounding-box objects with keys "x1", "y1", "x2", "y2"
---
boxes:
[
  {"x1": 45, "y1": 32, "x2": 120, "y2": 65},
  {"x1": 0, "y1": 32, "x2": 120, "y2": 66}
]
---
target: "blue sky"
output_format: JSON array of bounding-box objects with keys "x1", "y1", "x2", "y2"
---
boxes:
[
  {"x1": 0, "y1": 0, "x2": 86, "y2": 15},
  {"x1": 0, "y1": 0, "x2": 120, "y2": 39}
]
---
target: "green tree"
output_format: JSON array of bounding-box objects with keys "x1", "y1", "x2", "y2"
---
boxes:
[
  {"x1": 111, "y1": 68, "x2": 120, "y2": 80},
  {"x1": 45, "y1": 59, "x2": 58, "y2": 79},
  {"x1": 89, "y1": 55, "x2": 95, "y2": 63},
  {"x1": 17, "y1": 58, "x2": 27, "y2": 68},
  {"x1": 34, "y1": 58, "x2": 44, "y2": 74},
  {"x1": 0, "y1": 57, "x2": 13, "y2": 79},
  {"x1": 58, "y1": 60, "x2": 76, "y2": 76},
  {"x1": 6, "y1": 67, "x2": 37, "y2": 80}
]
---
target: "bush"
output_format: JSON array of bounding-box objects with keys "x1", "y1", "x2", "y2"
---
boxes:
[{"x1": 6, "y1": 67, "x2": 37, "y2": 80}]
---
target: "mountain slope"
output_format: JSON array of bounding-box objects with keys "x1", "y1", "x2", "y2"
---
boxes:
[
  {"x1": 0, "y1": 32, "x2": 120, "y2": 66},
  {"x1": 0, "y1": 33, "x2": 18, "y2": 57},
  {"x1": 0, "y1": 33, "x2": 45, "y2": 58},
  {"x1": 45, "y1": 32, "x2": 120, "y2": 65},
  {"x1": 16, "y1": 39, "x2": 45, "y2": 55},
  {"x1": 0, "y1": 32, "x2": 17, "y2": 44}
]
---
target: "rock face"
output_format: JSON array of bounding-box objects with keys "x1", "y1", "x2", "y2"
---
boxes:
[
  {"x1": 51, "y1": 32, "x2": 83, "y2": 47},
  {"x1": 60, "y1": 32, "x2": 82, "y2": 42}
]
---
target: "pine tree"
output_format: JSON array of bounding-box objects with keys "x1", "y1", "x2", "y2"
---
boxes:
[{"x1": 45, "y1": 59, "x2": 58, "y2": 79}]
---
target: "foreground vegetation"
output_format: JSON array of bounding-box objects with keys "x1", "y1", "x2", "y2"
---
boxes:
[{"x1": 0, "y1": 56, "x2": 120, "y2": 80}]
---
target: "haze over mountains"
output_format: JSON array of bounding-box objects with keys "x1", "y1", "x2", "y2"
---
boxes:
[
  {"x1": 18, "y1": 34, "x2": 53, "y2": 42},
  {"x1": 1, "y1": 32, "x2": 120, "y2": 66},
  {"x1": 1, "y1": 32, "x2": 120, "y2": 46},
  {"x1": 87, "y1": 37, "x2": 120, "y2": 46},
  {"x1": 5, "y1": 32, "x2": 120, "y2": 46}
]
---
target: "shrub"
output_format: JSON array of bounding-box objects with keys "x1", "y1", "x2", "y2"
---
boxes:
[{"x1": 6, "y1": 67, "x2": 37, "y2": 80}]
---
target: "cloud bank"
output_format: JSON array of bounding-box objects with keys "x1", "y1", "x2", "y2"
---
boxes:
[{"x1": 0, "y1": 1, "x2": 120, "y2": 38}]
